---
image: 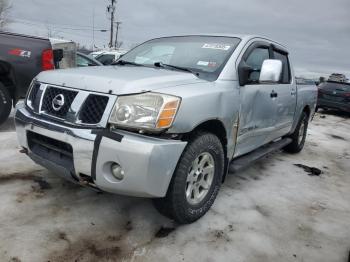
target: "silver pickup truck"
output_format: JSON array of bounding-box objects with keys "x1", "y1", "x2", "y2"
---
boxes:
[{"x1": 15, "y1": 35, "x2": 317, "y2": 224}]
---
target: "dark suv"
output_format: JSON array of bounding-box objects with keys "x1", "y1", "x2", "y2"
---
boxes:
[{"x1": 317, "y1": 81, "x2": 350, "y2": 113}]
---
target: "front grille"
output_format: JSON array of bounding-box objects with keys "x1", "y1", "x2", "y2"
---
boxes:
[
  {"x1": 29, "y1": 83, "x2": 40, "y2": 103},
  {"x1": 27, "y1": 131, "x2": 74, "y2": 169},
  {"x1": 41, "y1": 86, "x2": 78, "y2": 118},
  {"x1": 27, "y1": 83, "x2": 41, "y2": 111},
  {"x1": 79, "y1": 95, "x2": 109, "y2": 124},
  {"x1": 25, "y1": 83, "x2": 112, "y2": 126}
]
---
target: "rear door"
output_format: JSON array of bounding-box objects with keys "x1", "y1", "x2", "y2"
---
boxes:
[
  {"x1": 235, "y1": 42, "x2": 279, "y2": 156},
  {"x1": 267, "y1": 49, "x2": 297, "y2": 139}
]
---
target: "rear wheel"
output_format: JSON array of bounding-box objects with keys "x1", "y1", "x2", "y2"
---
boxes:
[
  {"x1": 153, "y1": 132, "x2": 225, "y2": 224},
  {"x1": 284, "y1": 112, "x2": 309, "y2": 153},
  {"x1": 0, "y1": 83, "x2": 12, "y2": 125}
]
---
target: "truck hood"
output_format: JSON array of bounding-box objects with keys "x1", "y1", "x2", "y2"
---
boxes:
[{"x1": 36, "y1": 66, "x2": 206, "y2": 95}]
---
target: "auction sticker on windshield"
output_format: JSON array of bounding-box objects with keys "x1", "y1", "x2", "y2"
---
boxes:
[
  {"x1": 202, "y1": 44, "x2": 231, "y2": 50},
  {"x1": 197, "y1": 61, "x2": 218, "y2": 67}
]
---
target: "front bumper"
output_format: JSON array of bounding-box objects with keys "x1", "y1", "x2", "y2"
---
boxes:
[{"x1": 15, "y1": 103, "x2": 187, "y2": 197}]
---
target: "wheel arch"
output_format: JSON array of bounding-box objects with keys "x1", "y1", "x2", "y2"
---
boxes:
[
  {"x1": 184, "y1": 119, "x2": 228, "y2": 148},
  {"x1": 0, "y1": 60, "x2": 17, "y2": 101},
  {"x1": 182, "y1": 119, "x2": 229, "y2": 183},
  {"x1": 303, "y1": 105, "x2": 311, "y2": 117}
]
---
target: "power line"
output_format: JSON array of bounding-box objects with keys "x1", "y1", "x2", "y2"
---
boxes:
[
  {"x1": 8, "y1": 15, "x2": 103, "y2": 29},
  {"x1": 9, "y1": 17, "x2": 108, "y2": 32},
  {"x1": 8, "y1": 20, "x2": 110, "y2": 44}
]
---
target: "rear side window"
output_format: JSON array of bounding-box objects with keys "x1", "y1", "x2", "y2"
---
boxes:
[
  {"x1": 342, "y1": 84, "x2": 350, "y2": 92},
  {"x1": 245, "y1": 47, "x2": 269, "y2": 82},
  {"x1": 273, "y1": 50, "x2": 291, "y2": 84}
]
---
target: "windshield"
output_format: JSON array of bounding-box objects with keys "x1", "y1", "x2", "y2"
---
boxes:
[{"x1": 119, "y1": 36, "x2": 241, "y2": 81}]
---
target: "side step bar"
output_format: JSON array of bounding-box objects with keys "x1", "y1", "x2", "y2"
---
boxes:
[{"x1": 228, "y1": 138, "x2": 292, "y2": 173}]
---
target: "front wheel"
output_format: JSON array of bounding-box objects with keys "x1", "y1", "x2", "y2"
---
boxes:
[
  {"x1": 284, "y1": 112, "x2": 309, "y2": 153},
  {"x1": 0, "y1": 83, "x2": 12, "y2": 125},
  {"x1": 153, "y1": 132, "x2": 225, "y2": 224}
]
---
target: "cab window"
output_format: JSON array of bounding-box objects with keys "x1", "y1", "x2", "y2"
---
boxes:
[
  {"x1": 273, "y1": 50, "x2": 291, "y2": 84},
  {"x1": 245, "y1": 47, "x2": 269, "y2": 83}
]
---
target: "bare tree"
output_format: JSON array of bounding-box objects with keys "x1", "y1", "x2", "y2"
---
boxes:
[
  {"x1": 45, "y1": 23, "x2": 62, "y2": 39},
  {"x1": 116, "y1": 41, "x2": 123, "y2": 49},
  {"x1": 0, "y1": 0, "x2": 11, "y2": 30}
]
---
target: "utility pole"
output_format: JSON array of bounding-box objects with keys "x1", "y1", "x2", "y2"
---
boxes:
[
  {"x1": 114, "y1": 21, "x2": 122, "y2": 49},
  {"x1": 107, "y1": 0, "x2": 116, "y2": 48},
  {"x1": 92, "y1": 6, "x2": 95, "y2": 51}
]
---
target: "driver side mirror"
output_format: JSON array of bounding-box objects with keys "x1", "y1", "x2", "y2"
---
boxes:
[
  {"x1": 259, "y1": 59, "x2": 282, "y2": 83},
  {"x1": 238, "y1": 62, "x2": 255, "y2": 86}
]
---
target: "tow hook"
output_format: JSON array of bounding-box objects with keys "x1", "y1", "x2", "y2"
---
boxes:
[
  {"x1": 78, "y1": 175, "x2": 102, "y2": 193},
  {"x1": 19, "y1": 147, "x2": 28, "y2": 154},
  {"x1": 78, "y1": 179, "x2": 89, "y2": 187}
]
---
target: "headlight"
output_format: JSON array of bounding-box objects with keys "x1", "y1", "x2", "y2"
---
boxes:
[{"x1": 109, "y1": 92, "x2": 181, "y2": 131}]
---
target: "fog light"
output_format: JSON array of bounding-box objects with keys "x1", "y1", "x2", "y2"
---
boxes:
[{"x1": 111, "y1": 163, "x2": 125, "y2": 181}]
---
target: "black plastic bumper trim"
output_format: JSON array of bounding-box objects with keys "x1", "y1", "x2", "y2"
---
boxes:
[{"x1": 90, "y1": 130, "x2": 124, "y2": 180}]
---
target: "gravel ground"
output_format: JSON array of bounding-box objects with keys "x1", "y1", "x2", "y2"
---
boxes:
[{"x1": 0, "y1": 110, "x2": 349, "y2": 262}]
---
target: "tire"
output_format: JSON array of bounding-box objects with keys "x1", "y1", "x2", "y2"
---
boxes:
[
  {"x1": 284, "y1": 112, "x2": 309, "y2": 153},
  {"x1": 153, "y1": 132, "x2": 225, "y2": 224},
  {"x1": 0, "y1": 83, "x2": 12, "y2": 125}
]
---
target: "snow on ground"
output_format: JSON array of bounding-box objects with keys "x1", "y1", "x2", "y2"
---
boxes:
[{"x1": 0, "y1": 110, "x2": 349, "y2": 262}]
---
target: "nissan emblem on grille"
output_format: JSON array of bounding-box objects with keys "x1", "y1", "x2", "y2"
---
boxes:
[{"x1": 52, "y1": 94, "x2": 65, "y2": 111}]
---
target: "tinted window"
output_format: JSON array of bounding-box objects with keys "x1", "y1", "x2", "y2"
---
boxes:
[
  {"x1": 77, "y1": 55, "x2": 90, "y2": 67},
  {"x1": 342, "y1": 84, "x2": 350, "y2": 92},
  {"x1": 245, "y1": 47, "x2": 269, "y2": 82},
  {"x1": 273, "y1": 51, "x2": 291, "y2": 83},
  {"x1": 320, "y1": 82, "x2": 350, "y2": 91},
  {"x1": 96, "y1": 54, "x2": 115, "y2": 65}
]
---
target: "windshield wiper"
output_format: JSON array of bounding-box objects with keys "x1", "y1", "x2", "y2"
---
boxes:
[
  {"x1": 154, "y1": 62, "x2": 200, "y2": 77},
  {"x1": 112, "y1": 60, "x2": 144, "y2": 66}
]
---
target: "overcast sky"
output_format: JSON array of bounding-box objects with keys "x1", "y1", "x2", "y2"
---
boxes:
[{"x1": 6, "y1": 0, "x2": 350, "y2": 78}]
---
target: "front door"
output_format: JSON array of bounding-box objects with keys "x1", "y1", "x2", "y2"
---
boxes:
[{"x1": 235, "y1": 45, "x2": 279, "y2": 157}]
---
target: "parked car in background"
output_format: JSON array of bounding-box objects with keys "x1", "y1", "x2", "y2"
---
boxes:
[
  {"x1": 0, "y1": 32, "x2": 76, "y2": 125},
  {"x1": 77, "y1": 52, "x2": 103, "y2": 67},
  {"x1": 89, "y1": 50, "x2": 106, "y2": 58},
  {"x1": 317, "y1": 81, "x2": 350, "y2": 113},
  {"x1": 95, "y1": 50, "x2": 128, "y2": 65},
  {"x1": 15, "y1": 34, "x2": 317, "y2": 224}
]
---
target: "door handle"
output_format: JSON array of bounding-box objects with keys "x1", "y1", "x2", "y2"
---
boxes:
[
  {"x1": 270, "y1": 91, "x2": 278, "y2": 98},
  {"x1": 291, "y1": 90, "x2": 297, "y2": 96}
]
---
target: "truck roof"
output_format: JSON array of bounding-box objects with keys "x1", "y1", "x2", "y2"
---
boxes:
[
  {"x1": 155, "y1": 33, "x2": 287, "y2": 49},
  {"x1": 0, "y1": 31, "x2": 49, "y2": 42},
  {"x1": 49, "y1": 38, "x2": 75, "y2": 45}
]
